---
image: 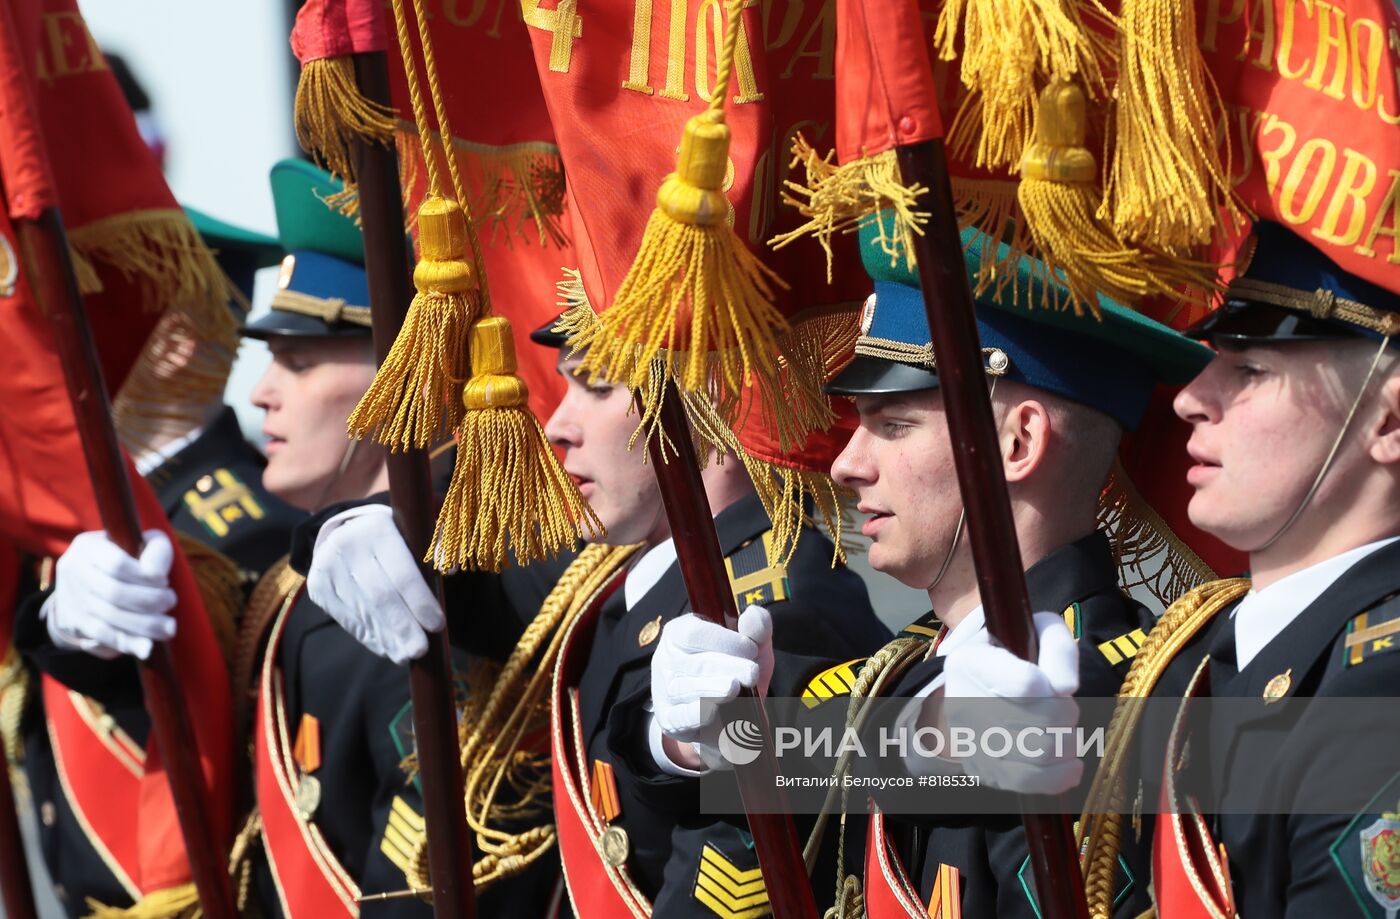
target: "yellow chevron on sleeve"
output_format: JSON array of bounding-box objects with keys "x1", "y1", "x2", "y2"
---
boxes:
[
  {"x1": 380, "y1": 795, "x2": 425, "y2": 877},
  {"x1": 800, "y1": 659, "x2": 865, "y2": 709},
  {"x1": 1098, "y1": 628, "x2": 1147, "y2": 665},
  {"x1": 693, "y1": 844, "x2": 771, "y2": 918}
]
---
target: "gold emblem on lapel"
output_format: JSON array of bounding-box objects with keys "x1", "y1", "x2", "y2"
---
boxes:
[
  {"x1": 1263, "y1": 668, "x2": 1292, "y2": 703},
  {"x1": 638, "y1": 616, "x2": 662, "y2": 647},
  {"x1": 294, "y1": 774, "x2": 322, "y2": 819},
  {"x1": 599, "y1": 825, "x2": 630, "y2": 866}
]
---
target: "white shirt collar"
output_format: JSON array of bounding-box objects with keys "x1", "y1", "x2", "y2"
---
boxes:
[
  {"x1": 133, "y1": 425, "x2": 206, "y2": 477},
  {"x1": 1233, "y1": 535, "x2": 1400, "y2": 670},
  {"x1": 624, "y1": 537, "x2": 678, "y2": 611},
  {"x1": 934, "y1": 605, "x2": 986, "y2": 657}
]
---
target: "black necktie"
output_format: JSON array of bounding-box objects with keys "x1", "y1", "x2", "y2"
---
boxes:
[{"x1": 1208, "y1": 610, "x2": 1240, "y2": 690}]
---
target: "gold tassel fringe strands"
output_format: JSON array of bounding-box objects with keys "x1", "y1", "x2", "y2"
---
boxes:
[
  {"x1": 1017, "y1": 80, "x2": 1222, "y2": 312},
  {"x1": 770, "y1": 137, "x2": 929, "y2": 283},
  {"x1": 294, "y1": 56, "x2": 397, "y2": 188},
  {"x1": 431, "y1": 317, "x2": 602, "y2": 571},
  {"x1": 572, "y1": 0, "x2": 828, "y2": 456}
]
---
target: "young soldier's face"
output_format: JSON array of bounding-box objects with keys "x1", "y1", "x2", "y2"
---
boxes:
[
  {"x1": 1173, "y1": 340, "x2": 1389, "y2": 551},
  {"x1": 544, "y1": 354, "x2": 667, "y2": 546},
  {"x1": 831, "y1": 389, "x2": 962, "y2": 587},
  {"x1": 250, "y1": 336, "x2": 382, "y2": 512}
]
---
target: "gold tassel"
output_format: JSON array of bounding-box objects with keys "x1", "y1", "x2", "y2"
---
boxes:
[
  {"x1": 431, "y1": 316, "x2": 602, "y2": 571},
  {"x1": 934, "y1": 0, "x2": 1108, "y2": 172},
  {"x1": 1107, "y1": 0, "x2": 1243, "y2": 251},
  {"x1": 294, "y1": 57, "x2": 396, "y2": 188},
  {"x1": 85, "y1": 883, "x2": 200, "y2": 919},
  {"x1": 770, "y1": 136, "x2": 928, "y2": 282},
  {"x1": 577, "y1": 109, "x2": 789, "y2": 402},
  {"x1": 1017, "y1": 80, "x2": 1219, "y2": 313},
  {"x1": 67, "y1": 210, "x2": 233, "y2": 340},
  {"x1": 348, "y1": 195, "x2": 478, "y2": 450}
]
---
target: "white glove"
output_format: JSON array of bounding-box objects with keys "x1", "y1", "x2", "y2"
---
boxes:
[
  {"x1": 651, "y1": 605, "x2": 774, "y2": 767},
  {"x1": 306, "y1": 504, "x2": 444, "y2": 664},
  {"x1": 43, "y1": 530, "x2": 178, "y2": 660},
  {"x1": 942, "y1": 611, "x2": 1082, "y2": 795}
]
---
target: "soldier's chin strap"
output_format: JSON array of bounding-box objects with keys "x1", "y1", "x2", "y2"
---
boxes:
[
  {"x1": 1257, "y1": 334, "x2": 1393, "y2": 552},
  {"x1": 310, "y1": 438, "x2": 361, "y2": 514},
  {"x1": 927, "y1": 377, "x2": 1000, "y2": 593}
]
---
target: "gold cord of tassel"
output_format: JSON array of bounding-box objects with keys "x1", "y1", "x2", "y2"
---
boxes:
[
  {"x1": 1017, "y1": 80, "x2": 1219, "y2": 313},
  {"x1": 347, "y1": 195, "x2": 475, "y2": 449},
  {"x1": 431, "y1": 316, "x2": 602, "y2": 571},
  {"x1": 575, "y1": 0, "x2": 832, "y2": 455},
  {"x1": 85, "y1": 884, "x2": 200, "y2": 919},
  {"x1": 1106, "y1": 0, "x2": 1243, "y2": 252},
  {"x1": 294, "y1": 56, "x2": 396, "y2": 189}
]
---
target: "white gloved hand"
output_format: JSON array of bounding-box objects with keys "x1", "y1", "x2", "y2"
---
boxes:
[
  {"x1": 306, "y1": 504, "x2": 444, "y2": 664},
  {"x1": 43, "y1": 529, "x2": 178, "y2": 660},
  {"x1": 942, "y1": 611, "x2": 1082, "y2": 795},
  {"x1": 651, "y1": 605, "x2": 775, "y2": 763}
]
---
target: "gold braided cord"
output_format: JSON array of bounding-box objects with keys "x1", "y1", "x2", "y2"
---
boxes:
[
  {"x1": 1097, "y1": 461, "x2": 1217, "y2": 609},
  {"x1": 1077, "y1": 577, "x2": 1249, "y2": 919},
  {"x1": 809, "y1": 637, "x2": 928, "y2": 918},
  {"x1": 1226, "y1": 278, "x2": 1400, "y2": 337},
  {"x1": 172, "y1": 533, "x2": 245, "y2": 669},
  {"x1": 294, "y1": 56, "x2": 396, "y2": 187},
  {"x1": 400, "y1": 544, "x2": 640, "y2": 892},
  {"x1": 0, "y1": 646, "x2": 30, "y2": 798},
  {"x1": 267, "y1": 289, "x2": 373, "y2": 327}
]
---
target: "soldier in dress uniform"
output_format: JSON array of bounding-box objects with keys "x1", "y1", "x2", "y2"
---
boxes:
[
  {"x1": 306, "y1": 298, "x2": 893, "y2": 916},
  {"x1": 1069, "y1": 222, "x2": 1400, "y2": 919},
  {"x1": 655, "y1": 216, "x2": 1213, "y2": 917},
  {"x1": 7, "y1": 206, "x2": 303, "y2": 916}
]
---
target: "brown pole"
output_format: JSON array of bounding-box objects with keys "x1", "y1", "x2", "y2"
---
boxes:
[
  {"x1": 0, "y1": 743, "x2": 37, "y2": 919},
  {"x1": 894, "y1": 139, "x2": 1088, "y2": 919},
  {"x1": 12, "y1": 208, "x2": 236, "y2": 919},
  {"x1": 639, "y1": 383, "x2": 818, "y2": 919},
  {"x1": 349, "y1": 50, "x2": 477, "y2": 919}
]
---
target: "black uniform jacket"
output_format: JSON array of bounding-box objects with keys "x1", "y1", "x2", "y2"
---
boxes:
[
  {"x1": 569, "y1": 491, "x2": 890, "y2": 917},
  {"x1": 11, "y1": 407, "x2": 302, "y2": 916},
  {"x1": 877, "y1": 530, "x2": 1155, "y2": 919},
  {"x1": 1133, "y1": 537, "x2": 1400, "y2": 919},
  {"x1": 248, "y1": 499, "x2": 571, "y2": 918}
]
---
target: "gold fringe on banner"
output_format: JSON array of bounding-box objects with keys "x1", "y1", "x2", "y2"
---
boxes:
[
  {"x1": 113, "y1": 310, "x2": 239, "y2": 461},
  {"x1": 431, "y1": 315, "x2": 603, "y2": 571},
  {"x1": 770, "y1": 137, "x2": 928, "y2": 282},
  {"x1": 67, "y1": 210, "x2": 233, "y2": 339},
  {"x1": 294, "y1": 56, "x2": 397, "y2": 188},
  {"x1": 1106, "y1": 0, "x2": 1244, "y2": 252},
  {"x1": 1018, "y1": 80, "x2": 1221, "y2": 312},
  {"x1": 86, "y1": 883, "x2": 200, "y2": 919},
  {"x1": 933, "y1": 0, "x2": 1109, "y2": 172},
  {"x1": 1096, "y1": 460, "x2": 1215, "y2": 609}
]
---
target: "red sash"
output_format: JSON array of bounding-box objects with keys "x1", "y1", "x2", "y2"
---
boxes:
[
  {"x1": 1151, "y1": 658, "x2": 1235, "y2": 919},
  {"x1": 42, "y1": 675, "x2": 146, "y2": 900},
  {"x1": 254, "y1": 587, "x2": 360, "y2": 917},
  {"x1": 864, "y1": 806, "x2": 939, "y2": 919},
  {"x1": 550, "y1": 570, "x2": 650, "y2": 919}
]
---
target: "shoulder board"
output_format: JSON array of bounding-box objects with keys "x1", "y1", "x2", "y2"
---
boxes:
[
  {"x1": 182, "y1": 468, "x2": 266, "y2": 541},
  {"x1": 1343, "y1": 592, "x2": 1400, "y2": 669},
  {"x1": 800, "y1": 658, "x2": 866, "y2": 709},
  {"x1": 1097, "y1": 627, "x2": 1149, "y2": 666},
  {"x1": 899, "y1": 610, "x2": 943, "y2": 642},
  {"x1": 725, "y1": 531, "x2": 789, "y2": 610},
  {"x1": 693, "y1": 842, "x2": 768, "y2": 919},
  {"x1": 1062, "y1": 602, "x2": 1083, "y2": 640}
]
